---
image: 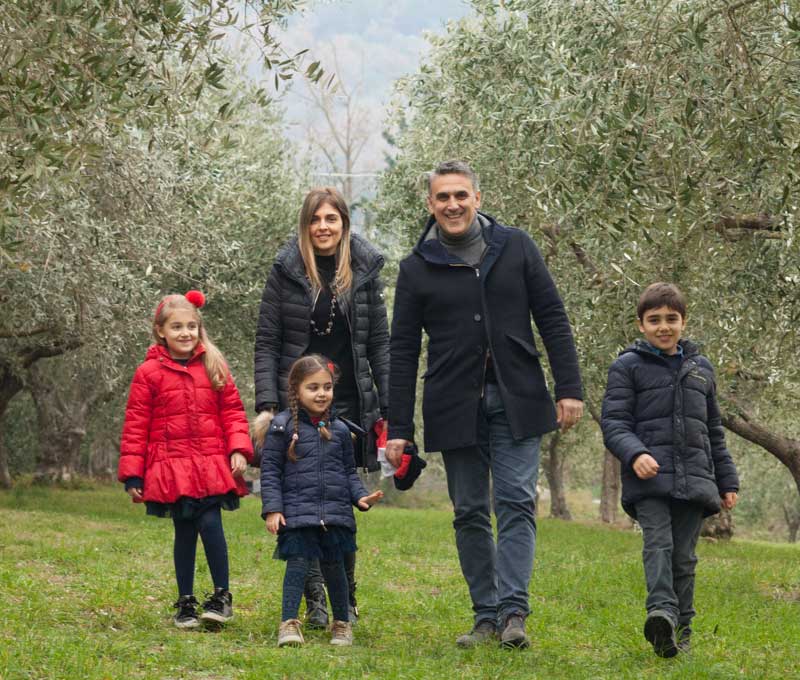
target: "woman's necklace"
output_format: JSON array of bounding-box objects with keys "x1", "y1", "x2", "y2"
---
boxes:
[{"x1": 310, "y1": 289, "x2": 337, "y2": 336}]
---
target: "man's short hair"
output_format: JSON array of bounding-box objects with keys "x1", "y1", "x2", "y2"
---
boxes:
[
  {"x1": 637, "y1": 282, "x2": 687, "y2": 320},
  {"x1": 426, "y1": 160, "x2": 480, "y2": 194}
]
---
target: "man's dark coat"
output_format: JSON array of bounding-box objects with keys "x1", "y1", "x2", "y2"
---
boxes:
[{"x1": 389, "y1": 212, "x2": 582, "y2": 452}]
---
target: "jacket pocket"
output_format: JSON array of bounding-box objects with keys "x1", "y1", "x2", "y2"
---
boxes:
[
  {"x1": 423, "y1": 347, "x2": 454, "y2": 381},
  {"x1": 506, "y1": 333, "x2": 541, "y2": 358}
]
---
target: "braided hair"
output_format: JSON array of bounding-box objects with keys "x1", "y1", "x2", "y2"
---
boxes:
[{"x1": 286, "y1": 354, "x2": 338, "y2": 462}]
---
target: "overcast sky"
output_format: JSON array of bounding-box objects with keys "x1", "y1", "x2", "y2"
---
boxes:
[{"x1": 229, "y1": 0, "x2": 472, "y2": 182}]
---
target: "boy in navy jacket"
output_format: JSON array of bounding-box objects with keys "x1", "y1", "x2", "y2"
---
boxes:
[{"x1": 601, "y1": 282, "x2": 739, "y2": 657}]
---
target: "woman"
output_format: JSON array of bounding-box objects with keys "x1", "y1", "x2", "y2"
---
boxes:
[{"x1": 254, "y1": 186, "x2": 389, "y2": 628}]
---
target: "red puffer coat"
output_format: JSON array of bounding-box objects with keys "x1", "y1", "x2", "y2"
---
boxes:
[{"x1": 118, "y1": 344, "x2": 253, "y2": 503}]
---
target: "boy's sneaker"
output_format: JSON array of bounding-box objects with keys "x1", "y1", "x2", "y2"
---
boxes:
[
  {"x1": 200, "y1": 588, "x2": 233, "y2": 624},
  {"x1": 348, "y1": 604, "x2": 359, "y2": 626},
  {"x1": 500, "y1": 613, "x2": 530, "y2": 649},
  {"x1": 456, "y1": 620, "x2": 498, "y2": 648},
  {"x1": 278, "y1": 619, "x2": 305, "y2": 647},
  {"x1": 677, "y1": 626, "x2": 692, "y2": 653},
  {"x1": 644, "y1": 610, "x2": 679, "y2": 658},
  {"x1": 330, "y1": 620, "x2": 353, "y2": 646},
  {"x1": 173, "y1": 595, "x2": 200, "y2": 629}
]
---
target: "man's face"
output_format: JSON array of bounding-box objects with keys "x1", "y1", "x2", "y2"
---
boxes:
[
  {"x1": 638, "y1": 305, "x2": 686, "y2": 356},
  {"x1": 427, "y1": 173, "x2": 481, "y2": 238}
]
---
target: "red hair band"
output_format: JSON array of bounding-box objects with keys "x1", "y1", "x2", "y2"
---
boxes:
[{"x1": 154, "y1": 290, "x2": 206, "y2": 320}]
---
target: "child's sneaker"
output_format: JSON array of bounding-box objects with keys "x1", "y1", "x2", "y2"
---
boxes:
[
  {"x1": 677, "y1": 626, "x2": 692, "y2": 653},
  {"x1": 329, "y1": 620, "x2": 353, "y2": 646},
  {"x1": 278, "y1": 619, "x2": 305, "y2": 647},
  {"x1": 173, "y1": 595, "x2": 200, "y2": 629},
  {"x1": 644, "y1": 610, "x2": 678, "y2": 658},
  {"x1": 200, "y1": 588, "x2": 233, "y2": 624}
]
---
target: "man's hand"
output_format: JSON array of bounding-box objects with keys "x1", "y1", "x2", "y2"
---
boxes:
[
  {"x1": 266, "y1": 512, "x2": 285, "y2": 534},
  {"x1": 556, "y1": 398, "x2": 584, "y2": 432},
  {"x1": 230, "y1": 452, "x2": 248, "y2": 477},
  {"x1": 385, "y1": 439, "x2": 410, "y2": 468},
  {"x1": 632, "y1": 453, "x2": 659, "y2": 480},
  {"x1": 357, "y1": 490, "x2": 385, "y2": 510},
  {"x1": 126, "y1": 487, "x2": 143, "y2": 503},
  {"x1": 722, "y1": 491, "x2": 738, "y2": 510}
]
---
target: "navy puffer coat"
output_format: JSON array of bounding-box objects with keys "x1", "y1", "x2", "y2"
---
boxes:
[
  {"x1": 253, "y1": 233, "x2": 389, "y2": 433},
  {"x1": 601, "y1": 339, "x2": 739, "y2": 518},
  {"x1": 259, "y1": 410, "x2": 369, "y2": 531}
]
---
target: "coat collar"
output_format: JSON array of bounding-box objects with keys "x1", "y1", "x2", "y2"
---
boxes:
[
  {"x1": 622, "y1": 338, "x2": 700, "y2": 361},
  {"x1": 145, "y1": 343, "x2": 206, "y2": 366},
  {"x1": 274, "y1": 233, "x2": 384, "y2": 290}
]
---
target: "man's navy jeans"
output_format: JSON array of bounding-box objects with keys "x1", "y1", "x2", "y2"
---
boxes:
[{"x1": 441, "y1": 383, "x2": 541, "y2": 627}]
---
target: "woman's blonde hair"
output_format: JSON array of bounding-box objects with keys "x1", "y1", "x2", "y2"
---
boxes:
[
  {"x1": 152, "y1": 294, "x2": 229, "y2": 390},
  {"x1": 286, "y1": 354, "x2": 338, "y2": 462},
  {"x1": 297, "y1": 187, "x2": 353, "y2": 295}
]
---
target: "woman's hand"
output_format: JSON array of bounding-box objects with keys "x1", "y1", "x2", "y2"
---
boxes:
[
  {"x1": 230, "y1": 452, "x2": 248, "y2": 477},
  {"x1": 266, "y1": 512, "x2": 286, "y2": 534},
  {"x1": 357, "y1": 490, "x2": 384, "y2": 510},
  {"x1": 126, "y1": 487, "x2": 144, "y2": 503}
]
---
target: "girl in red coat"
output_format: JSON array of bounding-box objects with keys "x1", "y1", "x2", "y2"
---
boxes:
[{"x1": 118, "y1": 290, "x2": 253, "y2": 629}]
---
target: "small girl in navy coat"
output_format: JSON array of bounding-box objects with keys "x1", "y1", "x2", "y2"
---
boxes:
[{"x1": 261, "y1": 354, "x2": 383, "y2": 647}]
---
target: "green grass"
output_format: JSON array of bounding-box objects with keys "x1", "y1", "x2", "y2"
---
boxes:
[{"x1": 0, "y1": 485, "x2": 798, "y2": 679}]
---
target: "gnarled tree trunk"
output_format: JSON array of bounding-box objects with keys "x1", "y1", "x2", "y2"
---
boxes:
[
  {"x1": 543, "y1": 431, "x2": 571, "y2": 519},
  {"x1": 0, "y1": 360, "x2": 27, "y2": 488},
  {"x1": 600, "y1": 449, "x2": 621, "y2": 523}
]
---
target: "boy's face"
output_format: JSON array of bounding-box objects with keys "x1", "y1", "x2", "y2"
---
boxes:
[{"x1": 638, "y1": 305, "x2": 686, "y2": 355}]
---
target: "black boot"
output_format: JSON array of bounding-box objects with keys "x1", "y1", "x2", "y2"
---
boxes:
[
  {"x1": 344, "y1": 551, "x2": 358, "y2": 625},
  {"x1": 304, "y1": 562, "x2": 329, "y2": 629}
]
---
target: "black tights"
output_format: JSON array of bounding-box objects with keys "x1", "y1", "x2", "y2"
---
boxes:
[
  {"x1": 172, "y1": 506, "x2": 229, "y2": 596},
  {"x1": 283, "y1": 557, "x2": 349, "y2": 621}
]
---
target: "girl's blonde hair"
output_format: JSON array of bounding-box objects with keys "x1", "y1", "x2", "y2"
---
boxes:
[
  {"x1": 152, "y1": 294, "x2": 229, "y2": 390},
  {"x1": 286, "y1": 354, "x2": 338, "y2": 462},
  {"x1": 297, "y1": 187, "x2": 353, "y2": 296}
]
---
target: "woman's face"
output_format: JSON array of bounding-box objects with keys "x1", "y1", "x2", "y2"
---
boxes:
[{"x1": 308, "y1": 202, "x2": 344, "y2": 256}]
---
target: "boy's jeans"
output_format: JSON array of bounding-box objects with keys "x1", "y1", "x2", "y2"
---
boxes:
[
  {"x1": 635, "y1": 497, "x2": 705, "y2": 631},
  {"x1": 442, "y1": 383, "x2": 541, "y2": 627}
]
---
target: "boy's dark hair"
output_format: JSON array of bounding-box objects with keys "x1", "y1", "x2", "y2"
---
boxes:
[{"x1": 637, "y1": 282, "x2": 687, "y2": 320}]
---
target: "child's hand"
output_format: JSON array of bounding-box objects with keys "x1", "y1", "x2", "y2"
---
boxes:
[
  {"x1": 127, "y1": 487, "x2": 144, "y2": 503},
  {"x1": 632, "y1": 453, "x2": 659, "y2": 480},
  {"x1": 230, "y1": 452, "x2": 248, "y2": 477},
  {"x1": 357, "y1": 490, "x2": 384, "y2": 510},
  {"x1": 721, "y1": 491, "x2": 738, "y2": 510},
  {"x1": 266, "y1": 512, "x2": 285, "y2": 534}
]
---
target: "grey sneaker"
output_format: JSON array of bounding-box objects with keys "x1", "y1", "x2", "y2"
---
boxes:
[
  {"x1": 677, "y1": 626, "x2": 691, "y2": 653},
  {"x1": 456, "y1": 620, "x2": 498, "y2": 648},
  {"x1": 173, "y1": 595, "x2": 200, "y2": 629},
  {"x1": 348, "y1": 604, "x2": 359, "y2": 626},
  {"x1": 200, "y1": 588, "x2": 233, "y2": 624},
  {"x1": 278, "y1": 619, "x2": 305, "y2": 647},
  {"x1": 330, "y1": 620, "x2": 353, "y2": 646},
  {"x1": 500, "y1": 614, "x2": 530, "y2": 649},
  {"x1": 644, "y1": 610, "x2": 678, "y2": 658}
]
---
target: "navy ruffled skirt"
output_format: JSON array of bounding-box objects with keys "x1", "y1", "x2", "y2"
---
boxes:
[{"x1": 274, "y1": 526, "x2": 357, "y2": 562}]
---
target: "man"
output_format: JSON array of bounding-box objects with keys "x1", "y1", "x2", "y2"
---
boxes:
[{"x1": 386, "y1": 160, "x2": 583, "y2": 649}]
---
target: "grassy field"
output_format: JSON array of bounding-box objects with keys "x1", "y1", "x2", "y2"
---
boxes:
[{"x1": 0, "y1": 485, "x2": 798, "y2": 680}]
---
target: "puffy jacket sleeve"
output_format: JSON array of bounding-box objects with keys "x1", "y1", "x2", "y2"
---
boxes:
[
  {"x1": 601, "y1": 358, "x2": 647, "y2": 469},
  {"x1": 260, "y1": 425, "x2": 288, "y2": 519},
  {"x1": 705, "y1": 366, "x2": 740, "y2": 493},
  {"x1": 388, "y1": 258, "x2": 424, "y2": 442},
  {"x1": 118, "y1": 364, "x2": 152, "y2": 482},
  {"x1": 366, "y1": 276, "x2": 390, "y2": 418},
  {"x1": 218, "y1": 372, "x2": 254, "y2": 462},
  {"x1": 254, "y1": 264, "x2": 284, "y2": 413},
  {"x1": 340, "y1": 428, "x2": 369, "y2": 508},
  {"x1": 521, "y1": 231, "x2": 583, "y2": 402}
]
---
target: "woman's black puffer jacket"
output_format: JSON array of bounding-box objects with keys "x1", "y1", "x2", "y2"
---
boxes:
[{"x1": 253, "y1": 233, "x2": 389, "y2": 433}]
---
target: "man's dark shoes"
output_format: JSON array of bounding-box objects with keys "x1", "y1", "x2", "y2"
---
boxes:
[
  {"x1": 500, "y1": 614, "x2": 530, "y2": 649},
  {"x1": 200, "y1": 588, "x2": 233, "y2": 624},
  {"x1": 173, "y1": 595, "x2": 200, "y2": 629},
  {"x1": 644, "y1": 610, "x2": 678, "y2": 658},
  {"x1": 456, "y1": 619, "x2": 498, "y2": 648}
]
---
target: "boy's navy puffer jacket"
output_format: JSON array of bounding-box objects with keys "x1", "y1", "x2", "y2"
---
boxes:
[
  {"x1": 260, "y1": 409, "x2": 369, "y2": 531},
  {"x1": 601, "y1": 339, "x2": 739, "y2": 519}
]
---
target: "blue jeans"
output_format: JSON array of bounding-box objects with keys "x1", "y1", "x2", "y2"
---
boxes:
[{"x1": 441, "y1": 383, "x2": 541, "y2": 627}]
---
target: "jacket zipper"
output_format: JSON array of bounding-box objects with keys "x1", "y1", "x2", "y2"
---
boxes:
[{"x1": 318, "y1": 429, "x2": 327, "y2": 531}]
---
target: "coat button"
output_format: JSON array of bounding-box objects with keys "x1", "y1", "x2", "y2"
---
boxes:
[{"x1": 474, "y1": 313, "x2": 481, "y2": 322}]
